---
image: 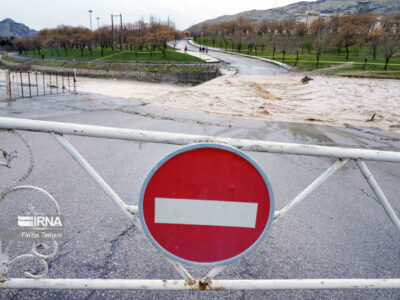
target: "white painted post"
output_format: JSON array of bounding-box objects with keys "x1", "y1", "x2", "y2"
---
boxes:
[
  {"x1": 73, "y1": 68, "x2": 77, "y2": 94},
  {"x1": 5, "y1": 70, "x2": 12, "y2": 101}
]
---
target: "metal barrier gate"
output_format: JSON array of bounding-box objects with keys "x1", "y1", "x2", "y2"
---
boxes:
[
  {"x1": 2, "y1": 70, "x2": 76, "y2": 101},
  {"x1": 0, "y1": 117, "x2": 399, "y2": 291}
]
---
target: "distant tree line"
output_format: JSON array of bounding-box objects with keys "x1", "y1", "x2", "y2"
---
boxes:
[
  {"x1": 12, "y1": 20, "x2": 183, "y2": 58},
  {"x1": 0, "y1": 36, "x2": 15, "y2": 51},
  {"x1": 192, "y1": 13, "x2": 400, "y2": 69}
]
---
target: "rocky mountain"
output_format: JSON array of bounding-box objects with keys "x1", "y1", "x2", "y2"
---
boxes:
[
  {"x1": 187, "y1": 0, "x2": 400, "y2": 31},
  {"x1": 0, "y1": 18, "x2": 37, "y2": 38}
]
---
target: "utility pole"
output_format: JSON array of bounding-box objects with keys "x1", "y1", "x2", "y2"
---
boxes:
[
  {"x1": 88, "y1": 10, "x2": 93, "y2": 31},
  {"x1": 120, "y1": 14, "x2": 124, "y2": 56},
  {"x1": 96, "y1": 17, "x2": 100, "y2": 29},
  {"x1": 111, "y1": 14, "x2": 115, "y2": 56},
  {"x1": 111, "y1": 14, "x2": 123, "y2": 56}
]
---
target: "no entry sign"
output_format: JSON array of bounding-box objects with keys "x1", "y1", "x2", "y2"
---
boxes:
[{"x1": 139, "y1": 143, "x2": 274, "y2": 266}]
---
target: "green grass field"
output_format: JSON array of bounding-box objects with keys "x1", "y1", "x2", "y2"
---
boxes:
[
  {"x1": 256, "y1": 53, "x2": 400, "y2": 71},
  {"x1": 24, "y1": 47, "x2": 203, "y2": 63},
  {"x1": 1, "y1": 53, "x2": 206, "y2": 74},
  {"x1": 195, "y1": 37, "x2": 400, "y2": 75}
]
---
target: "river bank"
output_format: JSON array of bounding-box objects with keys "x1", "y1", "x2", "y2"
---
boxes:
[{"x1": 0, "y1": 54, "x2": 220, "y2": 85}]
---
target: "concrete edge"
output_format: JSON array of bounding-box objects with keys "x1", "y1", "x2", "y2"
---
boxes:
[
  {"x1": 0, "y1": 54, "x2": 220, "y2": 69},
  {"x1": 4, "y1": 52, "x2": 218, "y2": 66},
  {"x1": 218, "y1": 68, "x2": 238, "y2": 76},
  {"x1": 0, "y1": 56, "x2": 220, "y2": 84},
  {"x1": 188, "y1": 39, "x2": 291, "y2": 70}
]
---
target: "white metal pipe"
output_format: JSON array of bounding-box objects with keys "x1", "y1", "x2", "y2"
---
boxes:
[
  {"x1": 52, "y1": 134, "x2": 137, "y2": 224},
  {"x1": 1, "y1": 118, "x2": 400, "y2": 163},
  {"x1": 1, "y1": 278, "x2": 400, "y2": 290},
  {"x1": 204, "y1": 265, "x2": 227, "y2": 281},
  {"x1": 125, "y1": 205, "x2": 139, "y2": 215},
  {"x1": 274, "y1": 159, "x2": 349, "y2": 220},
  {"x1": 356, "y1": 160, "x2": 400, "y2": 232},
  {"x1": 164, "y1": 256, "x2": 194, "y2": 281}
]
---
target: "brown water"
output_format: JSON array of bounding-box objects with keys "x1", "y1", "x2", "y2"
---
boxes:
[{"x1": 76, "y1": 74, "x2": 400, "y2": 131}]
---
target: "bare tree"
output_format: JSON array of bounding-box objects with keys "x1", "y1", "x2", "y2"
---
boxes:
[
  {"x1": 154, "y1": 25, "x2": 174, "y2": 58},
  {"x1": 221, "y1": 21, "x2": 235, "y2": 50},
  {"x1": 280, "y1": 19, "x2": 296, "y2": 62},
  {"x1": 12, "y1": 38, "x2": 26, "y2": 54},
  {"x1": 367, "y1": 29, "x2": 382, "y2": 60},
  {"x1": 145, "y1": 32, "x2": 156, "y2": 57},
  {"x1": 31, "y1": 35, "x2": 43, "y2": 55},
  {"x1": 310, "y1": 19, "x2": 331, "y2": 67},
  {"x1": 266, "y1": 20, "x2": 280, "y2": 59},
  {"x1": 332, "y1": 22, "x2": 359, "y2": 59},
  {"x1": 232, "y1": 16, "x2": 253, "y2": 53},
  {"x1": 295, "y1": 22, "x2": 307, "y2": 54},
  {"x1": 209, "y1": 24, "x2": 220, "y2": 47},
  {"x1": 380, "y1": 32, "x2": 399, "y2": 69},
  {"x1": 171, "y1": 29, "x2": 182, "y2": 50},
  {"x1": 246, "y1": 32, "x2": 258, "y2": 54},
  {"x1": 94, "y1": 26, "x2": 112, "y2": 56},
  {"x1": 379, "y1": 14, "x2": 400, "y2": 69}
]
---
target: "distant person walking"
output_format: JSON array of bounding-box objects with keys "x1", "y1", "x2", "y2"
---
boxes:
[
  {"x1": 206, "y1": 47, "x2": 208, "y2": 54},
  {"x1": 184, "y1": 45, "x2": 188, "y2": 52}
]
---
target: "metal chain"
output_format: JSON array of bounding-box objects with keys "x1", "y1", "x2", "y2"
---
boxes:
[{"x1": 0, "y1": 130, "x2": 34, "y2": 200}]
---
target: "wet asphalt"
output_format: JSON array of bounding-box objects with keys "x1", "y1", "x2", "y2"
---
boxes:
[
  {"x1": 177, "y1": 39, "x2": 287, "y2": 75},
  {"x1": 0, "y1": 56, "x2": 399, "y2": 300}
]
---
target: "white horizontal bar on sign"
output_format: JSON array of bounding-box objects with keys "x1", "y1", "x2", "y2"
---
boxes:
[{"x1": 155, "y1": 198, "x2": 258, "y2": 228}]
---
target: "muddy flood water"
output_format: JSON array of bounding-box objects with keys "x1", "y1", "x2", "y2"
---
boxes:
[{"x1": 20, "y1": 72, "x2": 400, "y2": 132}]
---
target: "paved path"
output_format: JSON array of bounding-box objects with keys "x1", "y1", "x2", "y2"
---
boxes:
[
  {"x1": 177, "y1": 40, "x2": 288, "y2": 75},
  {"x1": 0, "y1": 92, "x2": 399, "y2": 299},
  {"x1": 168, "y1": 42, "x2": 220, "y2": 63}
]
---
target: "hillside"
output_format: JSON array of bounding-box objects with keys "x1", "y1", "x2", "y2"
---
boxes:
[
  {"x1": 187, "y1": 0, "x2": 400, "y2": 31},
  {"x1": 0, "y1": 18, "x2": 37, "y2": 38}
]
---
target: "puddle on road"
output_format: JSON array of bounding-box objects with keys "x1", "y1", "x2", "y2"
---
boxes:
[{"x1": 279, "y1": 122, "x2": 334, "y2": 144}]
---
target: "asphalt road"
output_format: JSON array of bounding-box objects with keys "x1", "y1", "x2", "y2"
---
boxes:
[
  {"x1": 0, "y1": 88, "x2": 399, "y2": 299},
  {"x1": 176, "y1": 39, "x2": 288, "y2": 75}
]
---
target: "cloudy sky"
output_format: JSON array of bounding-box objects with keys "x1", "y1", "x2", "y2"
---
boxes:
[{"x1": 0, "y1": 0, "x2": 314, "y2": 31}]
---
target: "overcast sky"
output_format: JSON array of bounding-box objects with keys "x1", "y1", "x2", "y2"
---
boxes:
[{"x1": 0, "y1": 0, "x2": 315, "y2": 31}]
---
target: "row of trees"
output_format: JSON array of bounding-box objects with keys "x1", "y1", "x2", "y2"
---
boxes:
[
  {"x1": 192, "y1": 13, "x2": 400, "y2": 68},
  {"x1": 13, "y1": 21, "x2": 183, "y2": 58},
  {"x1": 0, "y1": 36, "x2": 14, "y2": 51}
]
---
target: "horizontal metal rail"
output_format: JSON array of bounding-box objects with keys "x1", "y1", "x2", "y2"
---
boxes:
[
  {"x1": 1, "y1": 117, "x2": 400, "y2": 163},
  {"x1": 2, "y1": 278, "x2": 400, "y2": 290}
]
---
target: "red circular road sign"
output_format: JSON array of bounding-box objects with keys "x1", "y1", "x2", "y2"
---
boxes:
[{"x1": 139, "y1": 143, "x2": 274, "y2": 266}]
